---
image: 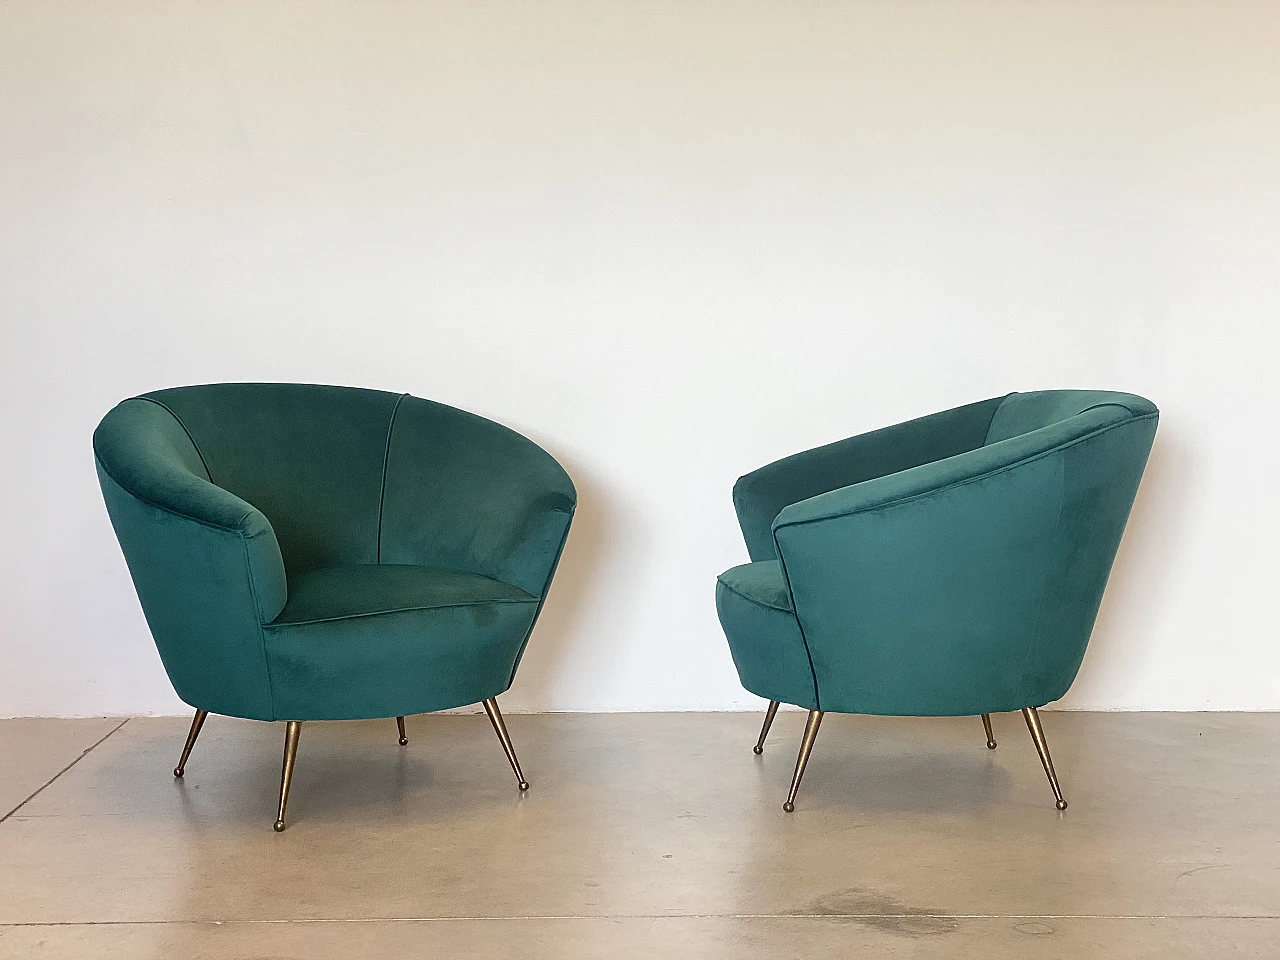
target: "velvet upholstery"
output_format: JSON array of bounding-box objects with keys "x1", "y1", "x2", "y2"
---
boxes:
[
  {"x1": 95, "y1": 384, "x2": 575, "y2": 722},
  {"x1": 716, "y1": 562, "x2": 819, "y2": 710},
  {"x1": 718, "y1": 390, "x2": 1157, "y2": 716}
]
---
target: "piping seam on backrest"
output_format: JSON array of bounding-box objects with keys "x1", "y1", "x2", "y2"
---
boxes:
[
  {"x1": 1078, "y1": 401, "x2": 1138, "y2": 417},
  {"x1": 769, "y1": 533, "x2": 823, "y2": 710},
  {"x1": 774, "y1": 412, "x2": 1159, "y2": 534},
  {"x1": 982, "y1": 395, "x2": 1139, "y2": 448},
  {"x1": 981, "y1": 392, "x2": 1016, "y2": 447},
  {"x1": 376, "y1": 393, "x2": 409, "y2": 564},
  {"x1": 137, "y1": 396, "x2": 215, "y2": 484}
]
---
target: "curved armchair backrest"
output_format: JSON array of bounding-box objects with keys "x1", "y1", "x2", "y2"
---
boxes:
[
  {"x1": 770, "y1": 390, "x2": 1158, "y2": 716},
  {"x1": 379, "y1": 395, "x2": 577, "y2": 597},
  {"x1": 984, "y1": 389, "x2": 1156, "y2": 445},
  {"x1": 94, "y1": 383, "x2": 575, "y2": 719}
]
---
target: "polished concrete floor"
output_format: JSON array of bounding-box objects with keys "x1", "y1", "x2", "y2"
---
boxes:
[{"x1": 1, "y1": 711, "x2": 1277, "y2": 958}]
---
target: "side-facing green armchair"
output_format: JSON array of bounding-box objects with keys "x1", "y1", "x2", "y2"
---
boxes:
[
  {"x1": 94, "y1": 383, "x2": 576, "y2": 829},
  {"x1": 717, "y1": 390, "x2": 1157, "y2": 812}
]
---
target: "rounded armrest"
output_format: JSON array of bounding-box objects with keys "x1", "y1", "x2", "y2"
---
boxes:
[
  {"x1": 772, "y1": 404, "x2": 1140, "y2": 533},
  {"x1": 770, "y1": 405, "x2": 1158, "y2": 716},
  {"x1": 732, "y1": 396, "x2": 1004, "y2": 561},
  {"x1": 93, "y1": 398, "x2": 273, "y2": 539},
  {"x1": 94, "y1": 398, "x2": 287, "y2": 719}
]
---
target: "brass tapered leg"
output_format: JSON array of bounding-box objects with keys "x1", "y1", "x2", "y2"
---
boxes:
[
  {"x1": 1022, "y1": 707, "x2": 1067, "y2": 810},
  {"x1": 754, "y1": 701, "x2": 781, "y2": 755},
  {"x1": 396, "y1": 716, "x2": 408, "y2": 746},
  {"x1": 273, "y1": 721, "x2": 302, "y2": 831},
  {"x1": 482, "y1": 697, "x2": 529, "y2": 791},
  {"x1": 173, "y1": 709, "x2": 208, "y2": 777},
  {"x1": 783, "y1": 710, "x2": 824, "y2": 812},
  {"x1": 982, "y1": 713, "x2": 997, "y2": 749}
]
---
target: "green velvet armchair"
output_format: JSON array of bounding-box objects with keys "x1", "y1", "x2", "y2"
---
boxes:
[
  {"x1": 716, "y1": 390, "x2": 1158, "y2": 812},
  {"x1": 95, "y1": 383, "x2": 576, "y2": 830}
]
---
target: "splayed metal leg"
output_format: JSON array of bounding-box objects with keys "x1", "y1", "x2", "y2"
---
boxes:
[
  {"x1": 783, "y1": 710, "x2": 824, "y2": 812},
  {"x1": 273, "y1": 721, "x2": 302, "y2": 831},
  {"x1": 396, "y1": 716, "x2": 408, "y2": 746},
  {"x1": 483, "y1": 698, "x2": 529, "y2": 791},
  {"x1": 982, "y1": 713, "x2": 997, "y2": 749},
  {"x1": 754, "y1": 701, "x2": 780, "y2": 755},
  {"x1": 1022, "y1": 707, "x2": 1067, "y2": 810},
  {"x1": 173, "y1": 709, "x2": 208, "y2": 778}
]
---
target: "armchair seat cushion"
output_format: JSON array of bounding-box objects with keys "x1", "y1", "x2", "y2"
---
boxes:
[
  {"x1": 264, "y1": 564, "x2": 540, "y2": 720},
  {"x1": 716, "y1": 560, "x2": 792, "y2": 612},
  {"x1": 715, "y1": 561, "x2": 819, "y2": 710},
  {"x1": 272, "y1": 563, "x2": 537, "y2": 625}
]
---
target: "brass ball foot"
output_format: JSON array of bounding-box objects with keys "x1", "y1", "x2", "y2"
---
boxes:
[
  {"x1": 399, "y1": 737, "x2": 408, "y2": 746},
  {"x1": 173, "y1": 767, "x2": 184, "y2": 778},
  {"x1": 273, "y1": 820, "x2": 286, "y2": 832},
  {"x1": 518, "y1": 781, "x2": 530, "y2": 791},
  {"x1": 783, "y1": 801, "x2": 795, "y2": 813},
  {"x1": 986, "y1": 740, "x2": 997, "y2": 750},
  {"x1": 752, "y1": 745, "x2": 763, "y2": 755},
  {"x1": 1056, "y1": 799, "x2": 1068, "y2": 811}
]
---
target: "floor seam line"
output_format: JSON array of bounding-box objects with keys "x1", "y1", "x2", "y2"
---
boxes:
[
  {"x1": 0, "y1": 718, "x2": 130, "y2": 824},
  {"x1": 4, "y1": 914, "x2": 1280, "y2": 927}
]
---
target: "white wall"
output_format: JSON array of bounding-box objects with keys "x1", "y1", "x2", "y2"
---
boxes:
[{"x1": 1, "y1": 1, "x2": 1277, "y2": 717}]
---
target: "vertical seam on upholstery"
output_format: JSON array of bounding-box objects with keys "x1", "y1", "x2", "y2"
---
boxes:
[
  {"x1": 243, "y1": 532, "x2": 278, "y2": 721},
  {"x1": 376, "y1": 393, "x2": 408, "y2": 564},
  {"x1": 981, "y1": 392, "x2": 1015, "y2": 447},
  {"x1": 137, "y1": 396, "x2": 215, "y2": 483},
  {"x1": 770, "y1": 531, "x2": 823, "y2": 711}
]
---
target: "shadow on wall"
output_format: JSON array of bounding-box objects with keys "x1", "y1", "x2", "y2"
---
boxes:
[
  {"x1": 1066, "y1": 432, "x2": 1196, "y2": 708},
  {"x1": 503, "y1": 451, "x2": 610, "y2": 712}
]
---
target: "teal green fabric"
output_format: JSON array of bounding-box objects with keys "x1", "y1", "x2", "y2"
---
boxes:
[
  {"x1": 732, "y1": 397, "x2": 1003, "y2": 562},
  {"x1": 266, "y1": 565, "x2": 540, "y2": 720},
  {"x1": 716, "y1": 562, "x2": 818, "y2": 709},
  {"x1": 143, "y1": 384, "x2": 400, "y2": 574},
  {"x1": 271, "y1": 564, "x2": 536, "y2": 625},
  {"x1": 94, "y1": 384, "x2": 576, "y2": 722},
  {"x1": 379, "y1": 395, "x2": 576, "y2": 598},
  {"x1": 717, "y1": 390, "x2": 1158, "y2": 717}
]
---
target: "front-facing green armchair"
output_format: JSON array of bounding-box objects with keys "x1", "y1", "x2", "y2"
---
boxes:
[
  {"x1": 95, "y1": 383, "x2": 576, "y2": 829},
  {"x1": 717, "y1": 390, "x2": 1158, "y2": 812}
]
